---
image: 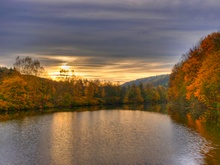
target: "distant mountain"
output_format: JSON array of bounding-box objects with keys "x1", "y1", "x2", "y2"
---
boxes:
[{"x1": 122, "y1": 74, "x2": 170, "y2": 87}]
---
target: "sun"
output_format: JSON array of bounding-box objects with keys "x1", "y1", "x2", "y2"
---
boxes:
[{"x1": 60, "y1": 65, "x2": 70, "y2": 70}]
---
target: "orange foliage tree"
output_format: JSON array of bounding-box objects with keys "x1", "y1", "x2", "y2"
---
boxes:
[{"x1": 169, "y1": 32, "x2": 220, "y2": 123}]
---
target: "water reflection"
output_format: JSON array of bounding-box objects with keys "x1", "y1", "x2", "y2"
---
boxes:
[
  {"x1": 47, "y1": 110, "x2": 210, "y2": 165},
  {"x1": 50, "y1": 113, "x2": 75, "y2": 165},
  {"x1": 169, "y1": 111, "x2": 220, "y2": 165},
  {"x1": 0, "y1": 105, "x2": 218, "y2": 165}
]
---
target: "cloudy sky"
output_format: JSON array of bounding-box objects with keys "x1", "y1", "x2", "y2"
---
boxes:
[{"x1": 0, "y1": 0, "x2": 219, "y2": 82}]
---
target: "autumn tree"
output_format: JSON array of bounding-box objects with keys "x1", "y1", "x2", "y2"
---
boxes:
[
  {"x1": 0, "y1": 75, "x2": 29, "y2": 110},
  {"x1": 124, "y1": 84, "x2": 144, "y2": 103},
  {"x1": 168, "y1": 31, "x2": 220, "y2": 123}
]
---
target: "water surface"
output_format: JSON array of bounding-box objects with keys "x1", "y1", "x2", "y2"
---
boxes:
[{"x1": 0, "y1": 106, "x2": 217, "y2": 165}]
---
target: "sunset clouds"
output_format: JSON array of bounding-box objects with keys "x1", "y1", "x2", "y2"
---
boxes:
[{"x1": 0, "y1": 0, "x2": 219, "y2": 81}]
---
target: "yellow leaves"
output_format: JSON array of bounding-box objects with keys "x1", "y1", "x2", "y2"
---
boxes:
[
  {"x1": 169, "y1": 32, "x2": 220, "y2": 124},
  {"x1": 1, "y1": 76, "x2": 27, "y2": 90},
  {"x1": 184, "y1": 48, "x2": 220, "y2": 107},
  {"x1": 194, "y1": 89, "x2": 201, "y2": 98},
  {"x1": 0, "y1": 75, "x2": 29, "y2": 110},
  {"x1": 186, "y1": 85, "x2": 193, "y2": 100},
  {"x1": 201, "y1": 32, "x2": 220, "y2": 54},
  {"x1": 0, "y1": 100, "x2": 10, "y2": 110}
]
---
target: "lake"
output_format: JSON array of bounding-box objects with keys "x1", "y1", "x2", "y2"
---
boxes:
[{"x1": 0, "y1": 105, "x2": 219, "y2": 165}]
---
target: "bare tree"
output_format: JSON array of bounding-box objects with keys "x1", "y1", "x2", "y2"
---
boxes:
[{"x1": 14, "y1": 56, "x2": 44, "y2": 76}]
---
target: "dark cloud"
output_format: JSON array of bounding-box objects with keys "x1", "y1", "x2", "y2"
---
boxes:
[{"x1": 0, "y1": 0, "x2": 219, "y2": 81}]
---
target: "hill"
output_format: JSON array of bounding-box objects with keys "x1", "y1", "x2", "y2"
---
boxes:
[{"x1": 122, "y1": 74, "x2": 170, "y2": 87}]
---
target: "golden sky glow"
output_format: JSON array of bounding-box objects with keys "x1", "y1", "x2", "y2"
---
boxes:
[
  {"x1": 42, "y1": 56, "x2": 173, "y2": 82},
  {"x1": 0, "y1": 0, "x2": 218, "y2": 82}
]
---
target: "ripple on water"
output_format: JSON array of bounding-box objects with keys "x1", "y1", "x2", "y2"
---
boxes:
[
  {"x1": 0, "y1": 110, "x2": 213, "y2": 165},
  {"x1": 170, "y1": 123, "x2": 213, "y2": 165}
]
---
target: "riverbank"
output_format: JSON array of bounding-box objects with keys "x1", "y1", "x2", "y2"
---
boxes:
[{"x1": 0, "y1": 103, "x2": 168, "y2": 121}]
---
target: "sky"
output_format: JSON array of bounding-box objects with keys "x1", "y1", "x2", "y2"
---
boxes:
[{"x1": 0, "y1": 0, "x2": 220, "y2": 82}]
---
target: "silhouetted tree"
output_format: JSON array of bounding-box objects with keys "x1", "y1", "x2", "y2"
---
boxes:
[{"x1": 13, "y1": 56, "x2": 44, "y2": 76}]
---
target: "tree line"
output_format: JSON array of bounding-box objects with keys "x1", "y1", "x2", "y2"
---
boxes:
[
  {"x1": 168, "y1": 32, "x2": 220, "y2": 124},
  {"x1": 0, "y1": 58, "x2": 167, "y2": 111}
]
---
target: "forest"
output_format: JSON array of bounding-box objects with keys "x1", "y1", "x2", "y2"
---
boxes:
[
  {"x1": 0, "y1": 57, "x2": 167, "y2": 111},
  {"x1": 1, "y1": 32, "x2": 219, "y2": 125},
  {"x1": 168, "y1": 32, "x2": 220, "y2": 124}
]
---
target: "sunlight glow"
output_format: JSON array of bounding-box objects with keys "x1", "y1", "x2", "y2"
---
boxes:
[{"x1": 60, "y1": 65, "x2": 70, "y2": 70}]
